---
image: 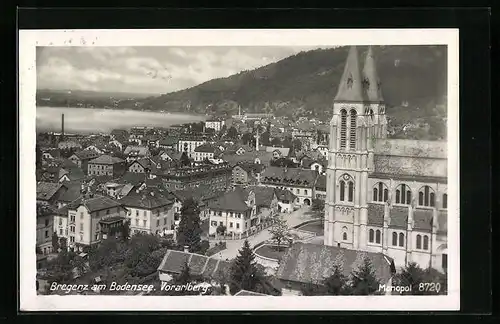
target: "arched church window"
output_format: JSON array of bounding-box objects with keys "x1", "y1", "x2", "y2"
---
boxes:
[
  {"x1": 372, "y1": 182, "x2": 388, "y2": 202},
  {"x1": 392, "y1": 232, "x2": 397, "y2": 246},
  {"x1": 342, "y1": 226, "x2": 348, "y2": 241},
  {"x1": 442, "y1": 193, "x2": 448, "y2": 209},
  {"x1": 348, "y1": 181, "x2": 354, "y2": 202},
  {"x1": 416, "y1": 234, "x2": 422, "y2": 249},
  {"x1": 418, "y1": 186, "x2": 435, "y2": 207},
  {"x1": 395, "y1": 184, "x2": 412, "y2": 205},
  {"x1": 369, "y1": 229, "x2": 374, "y2": 243},
  {"x1": 349, "y1": 109, "x2": 357, "y2": 150},
  {"x1": 423, "y1": 235, "x2": 429, "y2": 250},
  {"x1": 398, "y1": 233, "x2": 405, "y2": 247},
  {"x1": 375, "y1": 230, "x2": 381, "y2": 243},
  {"x1": 340, "y1": 180, "x2": 345, "y2": 201},
  {"x1": 340, "y1": 109, "x2": 347, "y2": 149}
]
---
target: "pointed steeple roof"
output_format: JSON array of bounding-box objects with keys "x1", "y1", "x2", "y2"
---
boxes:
[
  {"x1": 362, "y1": 46, "x2": 384, "y2": 102},
  {"x1": 334, "y1": 46, "x2": 365, "y2": 102}
]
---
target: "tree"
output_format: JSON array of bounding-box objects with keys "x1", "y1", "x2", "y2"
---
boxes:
[
  {"x1": 176, "y1": 198, "x2": 203, "y2": 253},
  {"x1": 175, "y1": 260, "x2": 192, "y2": 285},
  {"x1": 323, "y1": 257, "x2": 350, "y2": 295},
  {"x1": 394, "y1": 262, "x2": 426, "y2": 295},
  {"x1": 271, "y1": 137, "x2": 282, "y2": 147},
  {"x1": 71, "y1": 255, "x2": 89, "y2": 278},
  {"x1": 261, "y1": 131, "x2": 270, "y2": 146},
  {"x1": 349, "y1": 256, "x2": 381, "y2": 295},
  {"x1": 229, "y1": 240, "x2": 260, "y2": 294},
  {"x1": 292, "y1": 138, "x2": 303, "y2": 151},
  {"x1": 241, "y1": 132, "x2": 252, "y2": 145},
  {"x1": 268, "y1": 216, "x2": 289, "y2": 251},
  {"x1": 180, "y1": 152, "x2": 191, "y2": 167},
  {"x1": 120, "y1": 219, "x2": 131, "y2": 241},
  {"x1": 227, "y1": 126, "x2": 238, "y2": 139},
  {"x1": 216, "y1": 224, "x2": 227, "y2": 237},
  {"x1": 311, "y1": 199, "x2": 325, "y2": 213},
  {"x1": 282, "y1": 136, "x2": 293, "y2": 149},
  {"x1": 52, "y1": 231, "x2": 60, "y2": 252},
  {"x1": 59, "y1": 237, "x2": 67, "y2": 252}
]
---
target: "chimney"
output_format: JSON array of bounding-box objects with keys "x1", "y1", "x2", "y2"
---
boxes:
[
  {"x1": 61, "y1": 114, "x2": 65, "y2": 142},
  {"x1": 183, "y1": 245, "x2": 189, "y2": 253}
]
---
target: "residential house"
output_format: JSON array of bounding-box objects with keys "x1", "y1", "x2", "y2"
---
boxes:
[
  {"x1": 170, "y1": 185, "x2": 226, "y2": 228},
  {"x1": 128, "y1": 158, "x2": 153, "y2": 174},
  {"x1": 110, "y1": 129, "x2": 130, "y2": 143},
  {"x1": 274, "y1": 188, "x2": 297, "y2": 213},
  {"x1": 57, "y1": 180, "x2": 85, "y2": 209},
  {"x1": 84, "y1": 144, "x2": 105, "y2": 155},
  {"x1": 192, "y1": 144, "x2": 218, "y2": 162},
  {"x1": 58, "y1": 159, "x2": 86, "y2": 182},
  {"x1": 246, "y1": 186, "x2": 279, "y2": 220},
  {"x1": 266, "y1": 146, "x2": 290, "y2": 160},
  {"x1": 207, "y1": 187, "x2": 258, "y2": 239},
  {"x1": 261, "y1": 166, "x2": 319, "y2": 206},
  {"x1": 157, "y1": 249, "x2": 231, "y2": 284},
  {"x1": 157, "y1": 149, "x2": 182, "y2": 162},
  {"x1": 159, "y1": 164, "x2": 232, "y2": 192},
  {"x1": 143, "y1": 135, "x2": 160, "y2": 148},
  {"x1": 104, "y1": 182, "x2": 135, "y2": 200},
  {"x1": 301, "y1": 156, "x2": 327, "y2": 175},
  {"x1": 177, "y1": 135, "x2": 207, "y2": 154},
  {"x1": 37, "y1": 203, "x2": 57, "y2": 255},
  {"x1": 315, "y1": 144, "x2": 328, "y2": 158},
  {"x1": 123, "y1": 145, "x2": 151, "y2": 163},
  {"x1": 55, "y1": 194, "x2": 128, "y2": 251},
  {"x1": 231, "y1": 163, "x2": 264, "y2": 186},
  {"x1": 276, "y1": 243, "x2": 395, "y2": 296},
  {"x1": 42, "y1": 148, "x2": 61, "y2": 161},
  {"x1": 68, "y1": 149, "x2": 101, "y2": 174},
  {"x1": 205, "y1": 118, "x2": 225, "y2": 132},
  {"x1": 58, "y1": 141, "x2": 82, "y2": 150},
  {"x1": 314, "y1": 174, "x2": 327, "y2": 200},
  {"x1": 87, "y1": 155, "x2": 127, "y2": 178},
  {"x1": 159, "y1": 136, "x2": 179, "y2": 151},
  {"x1": 37, "y1": 182, "x2": 68, "y2": 206},
  {"x1": 129, "y1": 126, "x2": 154, "y2": 145},
  {"x1": 119, "y1": 187, "x2": 175, "y2": 236}
]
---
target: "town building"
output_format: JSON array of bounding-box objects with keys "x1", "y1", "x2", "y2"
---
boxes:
[
  {"x1": 158, "y1": 164, "x2": 232, "y2": 192},
  {"x1": 57, "y1": 140, "x2": 82, "y2": 150},
  {"x1": 157, "y1": 249, "x2": 231, "y2": 284},
  {"x1": 231, "y1": 163, "x2": 264, "y2": 186},
  {"x1": 37, "y1": 182, "x2": 68, "y2": 206},
  {"x1": 207, "y1": 187, "x2": 259, "y2": 239},
  {"x1": 36, "y1": 203, "x2": 57, "y2": 255},
  {"x1": 276, "y1": 242, "x2": 395, "y2": 295},
  {"x1": 123, "y1": 145, "x2": 151, "y2": 163},
  {"x1": 87, "y1": 155, "x2": 127, "y2": 177},
  {"x1": 260, "y1": 166, "x2": 319, "y2": 206},
  {"x1": 178, "y1": 135, "x2": 207, "y2": 154},
  {"x1": 159, "y1": 136, "x2": 179, "y2": 151},
  {"x1": 314, "y1": 175, "x2": 327, "y2": 200},
  {"x1": 245, "y1": 185, "x2": 279, "y2": 220},
  {"x1": 274, "y1": 188, "x2": 298, "y2": 213},
  {"x1": 128, "y1": 158, "x2": 153, "y2": 174},
  {"x1": 68, "y1": 149, "x2": 101, "y2": 174},
  {"x1": 205, "y1": 118, "x2": 225, "y2": 132},
  {"x1": 192, "y1": 143, "x2": 218, "y2": 162},
  {"x1": 119, "y1": 187, "x2": 175, "y2": 236},
  {"x1": 55, "y1": 193, "x2": 128, "y2": 251},
  {"x1": 323, "y1": 46, "x2": 448, "y2": 272}
]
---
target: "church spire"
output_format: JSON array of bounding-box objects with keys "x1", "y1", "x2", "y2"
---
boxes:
[
  {"x1": 334, "y1": 46, "x2": 365, "y2": 102},
  {"x1": 362, "y1": 46, "x2": 384, "y2": 102}
]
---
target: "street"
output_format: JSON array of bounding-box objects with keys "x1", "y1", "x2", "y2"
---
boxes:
[{"x1": 212, "y1": 207, "x2": 321, "y2": 261}]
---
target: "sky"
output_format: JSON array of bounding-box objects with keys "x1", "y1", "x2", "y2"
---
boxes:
[{"x1": 36, "y1": 46, "x2": 331, "y2": 95}]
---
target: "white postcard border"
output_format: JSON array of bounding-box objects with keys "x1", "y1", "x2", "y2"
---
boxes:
[{"x1": 19, "y1": 28, "x2": 460, "y2": 311}]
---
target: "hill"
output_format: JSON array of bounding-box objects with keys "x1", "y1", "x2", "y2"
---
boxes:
[{"x1": 137, "y1": 45, "x2": 447, "y2": 122}]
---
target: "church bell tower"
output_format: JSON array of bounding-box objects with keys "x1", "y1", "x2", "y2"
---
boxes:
[{"x1": 324, "y1": 46, "x2": 387, "y2": 250}]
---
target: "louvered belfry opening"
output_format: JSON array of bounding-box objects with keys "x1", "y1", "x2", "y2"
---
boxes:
[
  {"x1": 340, "y1": 109, "x2": 347, "y2": 149},
  {"x1": 349, "y1": 109, "x2": 357, "y2": 150}
]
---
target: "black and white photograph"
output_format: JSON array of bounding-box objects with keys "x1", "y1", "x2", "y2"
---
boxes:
[{"x1": 19, "y1": 29, "x2": 459, "y2": 311}]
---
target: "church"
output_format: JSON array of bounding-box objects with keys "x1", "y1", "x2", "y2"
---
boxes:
[{"x1": 324, "y1": 46, "x2": 448, "y2": 273}]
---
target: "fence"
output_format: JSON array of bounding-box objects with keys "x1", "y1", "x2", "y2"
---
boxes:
[{"x1": 208, "y1": 218, "x2": 278, "y2": 241}]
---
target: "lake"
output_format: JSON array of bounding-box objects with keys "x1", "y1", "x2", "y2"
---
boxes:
[{"x1": 36, "y1": 107, "x2": 207, "y2": 134}]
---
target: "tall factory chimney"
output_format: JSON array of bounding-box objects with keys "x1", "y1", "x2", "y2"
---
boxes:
[{"x1": 61, "y1": 113, "x2": 65, "y2": 141}]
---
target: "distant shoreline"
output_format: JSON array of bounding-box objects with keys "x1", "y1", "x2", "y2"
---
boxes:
[{"x1": 36, "y1": 105, "x2": 207, "y2": 118}]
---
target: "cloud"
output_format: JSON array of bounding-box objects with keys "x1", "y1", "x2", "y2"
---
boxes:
[{"x1": 36, "y1": 46, "x2": 330, "y2": 94}]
